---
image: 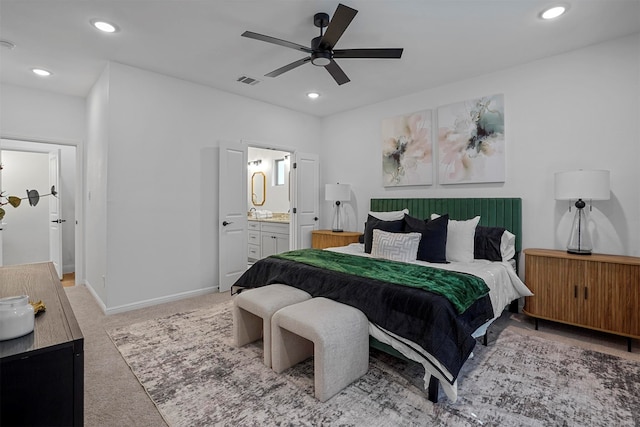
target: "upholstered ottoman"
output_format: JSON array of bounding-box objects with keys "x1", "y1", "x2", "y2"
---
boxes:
[
  {"x1": 271, "y1": 297, "x2": 369, "y2": 402},
  {"x1": 233, "y1": 284, "x2": 311, "y2": 368}
]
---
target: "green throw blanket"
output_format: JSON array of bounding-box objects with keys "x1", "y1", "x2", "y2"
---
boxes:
[{"x1": 273, "y1": 249, "x2": 489, "y2": 314}]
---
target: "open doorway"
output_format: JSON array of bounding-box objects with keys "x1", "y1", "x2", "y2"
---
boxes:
[
  {"x1": 218, "y1": 141, "x2": 319, "y2": 292},
  {"x1": 247, "y1": 146, "x2": 291, "y2": 266},
  {"x1": 0, "y1": 139, "x2": 76, "y2": 281}
]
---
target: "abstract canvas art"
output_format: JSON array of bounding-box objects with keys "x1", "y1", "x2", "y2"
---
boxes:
[
  {"x1": 438, "y1": 94, "x2": 505, "y2": 184},
  {"x1": 382, "y1": 110, "x2": 433, "y2": 187}
]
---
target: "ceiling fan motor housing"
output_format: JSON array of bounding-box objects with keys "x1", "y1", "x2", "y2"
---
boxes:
[{"x1": 311, "y1": 36, "x2": 331, "y2": 66}]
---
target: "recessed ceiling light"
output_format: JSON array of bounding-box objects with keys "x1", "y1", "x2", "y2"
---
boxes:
[
  {"x1": 307, "y1": 92, "x2": 320, "y2": 99},
  {"x1": 32, "y1": 68, "x2": 52, "y2": 77},
  {"x1": 90, "y1": 19, "x2": 119, "y2": 33},
  {"x1": 540, "y1": 5, "x2": 567, "y2": 20}
]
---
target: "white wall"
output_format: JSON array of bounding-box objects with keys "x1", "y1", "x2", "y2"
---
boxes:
[
  {"x1": 320, "y1": 33, "x2": 640, "y2": 259},
  {"x1": 88, "y1": 62, "x2": 321, "y2": 311},
  {"x1": 0, "y1": 84, "x2": 85, "y2": 143},
  {"x1": 85, "y1": 67, "x2": 110, "y2": 303},
  {"x1": 0, "y1": 150, "x2": 49, "y2": 265}
]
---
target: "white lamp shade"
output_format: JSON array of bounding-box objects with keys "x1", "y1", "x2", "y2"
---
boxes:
[
  {"x1": 554, "y1": 170, "x2": 610, "y2": 201},
  {"x1": 325, "y1": 183, "x2": 351, "y2": 201}
]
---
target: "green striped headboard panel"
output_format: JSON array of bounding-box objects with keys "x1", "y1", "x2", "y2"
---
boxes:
[{"x1": 370, "y1": 198, "x2": 522, "y2": 254}]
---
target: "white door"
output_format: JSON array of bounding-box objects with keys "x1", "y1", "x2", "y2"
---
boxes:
[
  {"x1": 49, "y1": 150, "x2": 63, "y2": 279},
  {"x1": 218, "y1": 141, "x2": 248, "y2": 292},
  {"x1": 290, "y1": 152, "x2": 319, "y2": 249}
]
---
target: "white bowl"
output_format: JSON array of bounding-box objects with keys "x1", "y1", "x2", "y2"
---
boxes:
[{"x1": 0, "y1": 295, "x2": 35, "y2": 341}]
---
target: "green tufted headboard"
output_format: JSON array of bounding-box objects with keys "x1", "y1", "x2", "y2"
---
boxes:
[{"x1": 370, "y1": 198, "x2": 522, "y2": 255}]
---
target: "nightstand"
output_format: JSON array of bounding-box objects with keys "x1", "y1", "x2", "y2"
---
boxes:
[
  {"x1": 523, "y1": 248, "x2": 640, "y2": 351},
  {"x1": 311, "y1": 230, "x2": 362, "y2": 249}
]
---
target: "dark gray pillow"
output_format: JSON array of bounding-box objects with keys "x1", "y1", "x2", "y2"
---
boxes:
[
  {"x1": 474, "y1": 226, "x2": 506, "y2": 261},
  {"x1": 403, "y1": 214, "x2": 449, "y2": 263},
  {"x1": 363, "y1": 215, "x2": 404, "y2": 253}
]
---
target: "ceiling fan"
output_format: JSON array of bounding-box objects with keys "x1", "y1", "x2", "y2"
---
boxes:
[{"x1": 241, "y1": 3, "x2": 403, "y2": 85}]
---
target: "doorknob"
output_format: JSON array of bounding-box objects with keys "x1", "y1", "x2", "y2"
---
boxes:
[
  {"x1": 314, "y1": 217, "x2": 318, "y2": 221},
  {"x1": 222, "y1": 221, "x2": 233, "y2": 226},
  {"x1": 51, "y1": 219, "x2": 67, "y2": 224}
]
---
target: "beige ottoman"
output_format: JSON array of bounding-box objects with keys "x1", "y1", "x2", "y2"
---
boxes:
[
  {"x1": 233, "y1": 284, "x2": 312, "y2": 368},
  {"x1": 271, "y1": 297, "x2": 369, "y2": 402}
]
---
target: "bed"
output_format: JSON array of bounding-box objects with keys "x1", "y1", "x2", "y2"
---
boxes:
[{"x1": 233, "y1": 198, "x2": 532, "y2": 402}]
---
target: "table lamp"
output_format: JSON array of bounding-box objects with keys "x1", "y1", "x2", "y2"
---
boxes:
[
  {"x1": 325, "y1": 183, "x2": 351, "y2": 232},
  {"x1": 554, "y1": 170, "x2": 610, "y2": 255}
]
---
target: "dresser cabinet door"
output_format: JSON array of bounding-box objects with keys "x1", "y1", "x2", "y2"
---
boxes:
[
  {"x1": 579, "y1": 260, "x2": 611, "y2": 331},
  {"x1": 596, "y1": 262, "x2": 640, "y2": 336},
  {"x1": 525, "y1": 255, "x2": 575, "y2": 322},
  {"x1": 275, "y1": 234, "x2": 289, "y2": 254},
  {"x1": 261, "y1": 234, "x2": 278, "y2": 258}
]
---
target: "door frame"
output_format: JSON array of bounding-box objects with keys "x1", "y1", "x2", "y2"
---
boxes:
[
  {"x1": 49, "y1": 149, "x2": 63, "y2": 278},
  {"x1": 0, "y1": 136, "x2": 84, "y2": 285}
]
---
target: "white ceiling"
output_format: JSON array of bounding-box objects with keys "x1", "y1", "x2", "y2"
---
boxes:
[{"x1": 1, "y1": 1, "x2": 639, "y2": 117}]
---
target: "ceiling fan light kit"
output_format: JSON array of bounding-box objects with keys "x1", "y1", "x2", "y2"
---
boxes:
[
  {"x1": 311, "y1": 51, "x2": 331, "y2": 66},
  {"x1": 242, "y1": 3, "x2": 403, "y2": 85}
]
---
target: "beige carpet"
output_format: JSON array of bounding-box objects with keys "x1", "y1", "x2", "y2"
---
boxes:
[{"x1": 64, "y1": 284, "x2": 231, "y2": 427}]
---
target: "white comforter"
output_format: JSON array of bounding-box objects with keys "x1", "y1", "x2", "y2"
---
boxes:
[{"x1": 327, "y1": 243, "x2": 533, "y2": 401}]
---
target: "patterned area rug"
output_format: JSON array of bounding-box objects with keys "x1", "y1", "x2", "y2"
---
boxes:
[{"x1": 108, "y1": 302, "x2": 640, "y2": 426}]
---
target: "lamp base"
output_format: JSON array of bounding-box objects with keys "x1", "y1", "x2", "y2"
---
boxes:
[
  {"x1": 566, "y1": 205, "x2": 593, "y2": 256},
  {"x1": 567, "y1": 249, "x2": 592, "y2": 255},
  {"x1": 331, "y1": 228, "x2": 344, "y2": 233}
]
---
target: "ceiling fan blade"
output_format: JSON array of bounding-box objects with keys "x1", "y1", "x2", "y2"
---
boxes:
[
  {"x1": 320, "y1": 4, "x2": 358, "y2": 50},
  {"x1": 265, "y1": 57, "x2": 312, "y2": 77},
  {"x1": 242, "y1": 31, "x2": 312, "y2": 54},
  {"x1": 333, "y1": 48, "x2": 404, "y2": 59},
  {"x1": 324, "y1": 60, "x2": 350, "y2": 85}
]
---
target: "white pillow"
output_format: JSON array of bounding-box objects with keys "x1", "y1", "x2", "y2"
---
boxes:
[
  {"x1": 501, "y1": 230, "x2": 516, "y2": 261},
  {"x1": 371, "y1": 229, "x2": 421, "y2": 263},
  {"x1": 431, "y1": 214, "x2": 480, "y2": 263},
  {"x1": 369, "y1": 208, "x2": 409, "y2": 221}
]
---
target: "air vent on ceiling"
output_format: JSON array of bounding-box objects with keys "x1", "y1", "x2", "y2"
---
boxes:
[
  {"x1": 237, "y1": 75, "x2": 260, "y2": 86},
  {"x1": 0, "y1": 40, "x2": 16, "y2": 50}
]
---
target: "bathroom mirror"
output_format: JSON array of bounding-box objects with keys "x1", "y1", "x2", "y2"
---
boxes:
[{"x1": 251, "y1": 171, "x2": 266, "y2": 206}]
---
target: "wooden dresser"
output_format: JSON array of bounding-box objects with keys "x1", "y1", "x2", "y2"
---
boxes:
[
  {"x1": 312, "y1": 230, "x2": 362, "y2": 249},
  {"x1": 523, "y1": 248, "x2": 640, "y2": 351},
  {"x1": 0, "y1": 262, "x2": 84, "y2": 426}
]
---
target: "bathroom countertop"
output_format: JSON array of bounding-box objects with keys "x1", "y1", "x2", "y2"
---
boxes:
[{"x1": 248, "y1": 213, "x2": 289, "y2": 224}]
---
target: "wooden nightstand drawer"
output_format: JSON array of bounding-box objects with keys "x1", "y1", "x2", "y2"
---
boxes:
[{"x1": 312, "y1": 230, "x2": 362, "y2": 249}]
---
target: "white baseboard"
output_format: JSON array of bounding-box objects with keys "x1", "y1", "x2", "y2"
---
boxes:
[
  {"x1": 104, "y1": 286, "x2": 219, "y2": 315},
  {"x1": 81, "y1": 280, "x2": 219, "y2": 315},
  {"x1": 84, "y1": 280, "x2": 107, "y2": 313}
]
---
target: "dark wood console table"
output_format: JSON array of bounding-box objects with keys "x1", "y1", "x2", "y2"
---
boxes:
[{"x1": 0, "y1": 262, "x2": 84, "y2": 426}]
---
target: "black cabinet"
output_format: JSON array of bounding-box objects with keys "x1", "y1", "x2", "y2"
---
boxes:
[{"x1": 1, "y1": 263, "x2": 84, "y2": 426}]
